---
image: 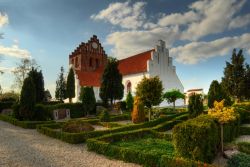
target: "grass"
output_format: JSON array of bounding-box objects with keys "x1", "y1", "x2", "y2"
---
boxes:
[{"x1": 113, "y1": 137, "x2": 175, "y2": 158}]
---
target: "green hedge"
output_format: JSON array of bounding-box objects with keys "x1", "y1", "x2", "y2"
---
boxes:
[
  {"x1": 37, "y1": 112, "x2": 186, "y2": 144},
  {"x1": 47, "y1": 103, "x2": 85, "y2": 118},
  {"x1": 237, "y1": 142, "x2": 250, "y2": 154},
  {"x1": 0, "y1": 114, "x2": 54, "y2": 129},
  {"x1": 240, "y1": 125, "x2": 250, "y2": 135},
  {"x1": 172, "y1": 115, "x2": 219, "y2": 163},
  {"x1": 227, "y1": 153, "x2": 250, "y2": 167},
  {"x1": 0, "y1": 102, "x2": 14, "y2": 112}
]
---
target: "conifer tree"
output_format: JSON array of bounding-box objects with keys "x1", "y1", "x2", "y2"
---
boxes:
[
  {"x1": 55, "y1": 66, "x2": 67, "y2": 102},
  {"x1": 221, "y1": 49, "x2": 246, "y2": 101},
  {"x1": 80, "y1": 86, "x2": 96, "y2": 115},
  {"x1": 126, "y1": 91, "x2": 134, "y2": 112},
  {"x1": 99, "y1": 57, "x2": 124, "y2": 107},
  {"x1": 66, "y1": 67, "x2": 75, "y2": 103},
  {"x1": 245, "y1": 65, "x2": 250, "y2": 100},
  {"x1": 188, "y1": 93, "x2": 203, "y2": 118}
]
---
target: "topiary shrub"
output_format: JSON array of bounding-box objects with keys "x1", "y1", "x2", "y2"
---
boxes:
[
  {"x1": 80, "y1": 86, "x2": 96, "y2": 115},
  {"x1": 173, "y1": 115, "x2": 219, "y2": 163},
  {"x1": 33, "y1": 104, "x2": 52, "y2": 121},
  {"x1": 132, "y1": 96, "x2": 145, "y2": 123},
  {"x1": 99, "y1": 109, "x2": 110, "y2": 122},
  {"x1": 126, "y1": 92, "x2": 133, "y2": 112},
  {"x1": 188, "y1": 93, "x2": 203, "y2": 118},
  {"x1": 62, "y1": 120, "x2": 94, "y2": 133},
  {"x1": 227, "y1": 153, "x2": 250, "y2": 167}
]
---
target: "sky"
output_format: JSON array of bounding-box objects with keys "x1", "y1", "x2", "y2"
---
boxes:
[{"x1": 0, "y1": 0, "x2": 250, "y2": 97}]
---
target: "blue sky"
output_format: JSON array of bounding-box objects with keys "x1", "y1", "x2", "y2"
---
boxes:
[{"x1": 0, "y1": 0, "x2": 250, "y2": 97}]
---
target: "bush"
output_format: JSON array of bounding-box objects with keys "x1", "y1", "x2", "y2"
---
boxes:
[
  {"x1": 237, "y1": 142, "x2": 250, "y2": 154},
  {"x1": 50, "y1": 103, "x2": 84, "y2": 118},
  {"x1": 132, "y1": 96, "x2": 145, "y2": 123},
  {"x1": 80, "y1": 86, "x2": 96, "y2": 115},
  {"x1": 0, "y1": 102, "x2": 14, "y2": 112},
  {"x1": 173, "y1": 115, "x2": 219, "y2": 163},
  {"x1": 188, "y1": 94, "x2": 203, "y2": 118},
  {"x1": 62, "y1": 121, "x2": 94, "y2": 133},
  {"x1": 41, "y1": 101, "x2": 63, "y2": 105},
  {"x1": 12, "y1": 103, "x2": 20, "y2": 119},
  {"x1": 126, "y1": 92, "x2": 133, "y2": 112},
  {"x1": 99, "y1": 109, "x2": 110, "y2": 122},
  {"x1": 240, "y1": 125, "x2": 250, "y2": 135},
  {"x1": 34, "y1": 104, "x2": 52, "y2": 121},
  {"x1": 0, "y1": 92, "x2": 19, "y2": 102},
  {"x1": 118, "y1": 101, "x2": 127, "y2": 111},
  {"x1": 227, "y1": 153, "x2": 250, "y2": 167}
]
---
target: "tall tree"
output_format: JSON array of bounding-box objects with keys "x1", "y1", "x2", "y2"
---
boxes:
[
  {"x1": 19, "y1": 76, "x2": 36, "y2": 120},
  {"x1": 208, "y1": 80, "x2": 231, "y2": 108},
  {"x1": 80, "y1": 86, "x2": 96, "y2": 116},
  {"x1": 221, "y1": 49, "x2": 246, "y2": 101},
  {"x1": 136, "y1": 76, "x2": 163, "y2": 121},
  {"x1": 28, "y1": 68, "x2": 45, "y2": 103},
  {"x1": 99, "y1": 57, "x2": 124, "y2": 107},
  {"x1": 66, "y1": 67, "x2": 75, "y2": 103},
  {"x1": 12, "y1": 58, "x2": 38, "y2": 91},
  {"x1": 163, "y1": 89, "x2": 185, "y2": 111},
  {"x1": 55, "y1": 66, "x2": 67, "y2": 102}
]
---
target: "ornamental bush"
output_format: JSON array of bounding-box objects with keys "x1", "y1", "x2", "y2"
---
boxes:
[
  {"x1": 132, "y1": 96, "x2": 145, "y2": 123},
  {"x1": 79, "y1": 86, "x2": 96, "y2": 115},
  {"x1": 227, "y1": 153, "x2": 250, "y2": 167},
  {"x1": 188, "y1": 93, "x2": 203, "y2": 118},
  {"x1": 126, "y1": 92, "x2": 134, "y2": 112},
  {"x1": 173, "y1": 115, "x2": 219, "y2": 163},
  {"x1": 62, "y1": 121, "x2": 94, "y2": 133}
]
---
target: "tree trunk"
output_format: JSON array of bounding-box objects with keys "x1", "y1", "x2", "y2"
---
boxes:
[
  {"x1": 173, "y1": 101, "x2": 175, "y2": 112},
  {"x1": 148, "y1": 108, "x2": 151, "y2": 121},
  {"x1": 221, "y1": 124, "x2": 224, "y2": 153}
]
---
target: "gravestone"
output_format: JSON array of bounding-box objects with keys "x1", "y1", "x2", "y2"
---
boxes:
[{"x1": 53, "y1": 109, "x2": 70, "y2": 120}]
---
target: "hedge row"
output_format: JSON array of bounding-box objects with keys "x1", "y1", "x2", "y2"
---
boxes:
[
  {"x1": 0, "y1": 114, "x2": 54, "y2": 129},
  {"x1": 237, "y1": 142, "x2": 250, "y2": 154},
  {"x1": 0, "y1": 102, "x2": 14, "y2": 112},
  {"x1": 87, "y1": 129, "x2": 215, "y2": 167},
  {"x1": 240, "y1": 125, "x2": 250, "y2": 135},
  {"x1": 37, "y1": 112, "x2": 186, "y2": 144}
]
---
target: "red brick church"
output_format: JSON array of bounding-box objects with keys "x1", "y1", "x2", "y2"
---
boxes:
[{"x1": 69, "y1": 35, "x2": 184, "y2": 106}]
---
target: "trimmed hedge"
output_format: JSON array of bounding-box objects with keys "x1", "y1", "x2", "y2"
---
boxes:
[
  {"x1": 227, "y1": 153, "x2": 250, "y2": 167},
  {"x1": 0, "y1": 114, "x2": 54, "y2": 129},
  {"x1": 172, "y1": 115, "x2": 219, "y2": 163},
  {"x1": 47, "y1": 103, "x2": 84, "y2": 118},
  {"x1": 237, "y1": 142, "x2": 250, "y2": 154},
  {"x1": 240, "y1": 125, "x2": 250, "y2": 135},
  {"x1": 0, "y1": 102, "x2": 14, "y2": 112}
]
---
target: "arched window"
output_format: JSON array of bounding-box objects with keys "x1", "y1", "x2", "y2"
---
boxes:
[
  {"x1": 127, "y1": 81, "x2": 132, "y2": 93},
  {"x1": 89, "y1": 58, "x2": 93, "y2": 67}
]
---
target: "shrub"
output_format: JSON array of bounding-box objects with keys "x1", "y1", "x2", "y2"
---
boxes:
[
  {"x1": 0, "y1": 102, "x2": 14, "y2": 112},
  {"x1": 119, "y1": 101, "x2": 127, "y2": 111},
  {"x1": 80, "y1": 86, "x2": 96, "y2": 115},
  {"x1": 62, "y1": 121, "x2": 94, "y2": 133},
  {"x1": 240, "y1": 125, "x2": 250, "y2": 135},
  {"x1": 227, "y1": 153, "x2": 250, "y2": 167},
  {"x1": 132, "y1": 96, "x2": 145, "y2": 123},
  {"x1": 33, "y1": 104, "x2": 52, "y2": 121},
  {"x1": 188, "y1": 93, "x2": 203, "y2": 118},
  {"x1": 41, "y1": 101, "x2": 63, "y2": 105},
  {"x1": 50, "y1": 103, "x2": 84, "y2": 118},
  {"x1": 0, "y1": 92, "x2": 19, "y2": 102},
  {"x1": 99, "y1": 109, "x2": 110, "y2": 122},
  {"x1": 237, "y1": 142, "x2": 250, "y2": 154},
  {"x1": 173, "y1": 115, "x2": 219, "y2": 163},
  {"x1": 126, "y1": 92, "x2": 133, "y2": 112}
]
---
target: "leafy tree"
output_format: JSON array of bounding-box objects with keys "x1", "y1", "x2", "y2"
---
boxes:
[
  {"x1": 136, "y1": 76, "x2": 163, "y2": 121},
  {"x1": 0, "y1": 91, "x2": 19, "y2": 102},
  {"x1": 126, "y1": 91, "x2": 134, "y2": 112},
  {"x1": 12, "y1": 58, "x2": 38, "y2": 91},
  {"x1": 99, "y1": 57, "x2": 124, "y2": 107},
  {"x1": 80, "y1": 86, "x2": 96, "y2": 116},
  {"x1": 208, "y1": 80, "x2": 232, "y2": 108},
  {"x1": 163, "y1": 89, "x2": 185, "y2": 111},
  {"x1": 44, "y1": 89, "x2": 52, "y2": 102},
  {"x1": 208, "y1": 100, "x2": 236, "y2": 153},
  {"x1": 28, "y1": 68, "x2": 45, "y2": 103},
  {"x1": 19, "y1": 76, "x2": 36, "y2": 120},
  {"x1": 131, "y1": 96, "x2": 145, "y2": 123},
  {"x1": 55, "y1": 66, "x2": 67, "y2": 101},
  {"x1": 221, "y1": 49, "x2": 246, "y2": 101},
  {"x1": 188, "y1": 93, "x2": 203, "y2": 118},
  {"x1": 66, "y1": 67, "x2": 75, "y2": 103}
]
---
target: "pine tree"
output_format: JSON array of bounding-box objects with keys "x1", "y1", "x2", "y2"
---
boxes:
[
  {"x1": 221, "y1": 49, "x2": 246, "y2": 101},
  {"x1": 99, "y1": 57, "x2": 124, "y2": 107},
  {"x1": 208, "y1": 80, "x2": 231, "y2": 108},
  {"x1": 28, "y1": 68, "x2": 45, "y2": 103},
  {"x1": 66, "y1": 67, "x2": 75, "y2": 103},
  {"x1": 126, "y1": 91, "x2": 134, "y2": 112},
  {"x1": 20, "y1": 77, "x2": 36, "y2": 120},
  {"x1": 136, "y1": 76, "x2": 163, "y2": 121},
  {"x1": 55, "y1": 66, "x2": 67, "y2": 102},
  {"x1": 80, "y1": 86, "x2": 96, "y2": 115}
]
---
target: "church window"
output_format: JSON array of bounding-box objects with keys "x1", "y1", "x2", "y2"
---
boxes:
[
  {"x1": 89, "y1": 58, "x2": 93, "y2": 67},
  {"x1": 127, "y1": 81, "x2": 132, "y2": 93}
]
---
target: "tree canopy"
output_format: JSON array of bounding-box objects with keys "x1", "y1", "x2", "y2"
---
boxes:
[{"x1": 163, "y1": 89, "x2": 184, "y2": 111}]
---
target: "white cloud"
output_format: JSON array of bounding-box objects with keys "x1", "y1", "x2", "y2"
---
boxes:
[
  {"x1": 0, "y1": 13, "x2": 8, "y2": 27},
  {"x1": 0, "y1": 66, "x2": 14, "y2": 73},
  {"x1": 170, "y1": 33, "x2": 250, "y2": 64},
  {"x1": 0, "y1": 44, "x2": 31, "y2": 59},
  {"x1": 106, "y1": 26, "x2": 180, "y2": 59},
  {"x1": 229, "y1": 13, "x2": 250, "y2": 29},
  {"x1": 91, "y1": 1, "x2": 146, "y2": 30}
]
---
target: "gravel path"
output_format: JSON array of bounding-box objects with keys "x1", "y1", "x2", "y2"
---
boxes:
[{"x1": 0, "y1": 120, "x2": 140, "y2": 167}]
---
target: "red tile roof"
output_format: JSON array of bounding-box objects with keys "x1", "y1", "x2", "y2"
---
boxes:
[{"x1": 118, "y1": 49, "x2": 154, "y2": 75}]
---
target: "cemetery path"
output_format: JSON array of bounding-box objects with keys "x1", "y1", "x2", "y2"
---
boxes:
[{"x1": 0, "y1": 120, "x2": 140, "y2": 167}]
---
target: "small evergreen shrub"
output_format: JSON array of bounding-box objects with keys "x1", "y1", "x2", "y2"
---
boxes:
[
  {"x1": 80, "y1": 86, "x2": 96, "y2": 115},
  {"x1": 62, "y1": 121, "x2": 94, "y2": 133},
  {"x1": 173, "y1": 115, "x2": 219, "y2": 163},
  {"x1": 119, "y1": 101, "x2": 127, "y2": 111},
  {"x1": 99, "y1": 109, "x2": 110, "y2": 122},
  {"x1": 126, "y1": 92, "x2": 133, "y2": 112},
  {"x1": 237, "y1": 142, "x2": 250, "y2": 154},
  {"x1": 227, "y1": 153, "x2": 250, "y2": 167},
  {"x1": 50, "y1": 103, "x2": 84, "y2": 118},
  {"x1": 34, "y1": 104, "x2": 52, "y2": 121},
  {"x1": 132, "y1": 96, "x2": 145, "y2": 123},
  {"x1": 188, "y1": 93, "x2": 203, "y2": 118}
]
